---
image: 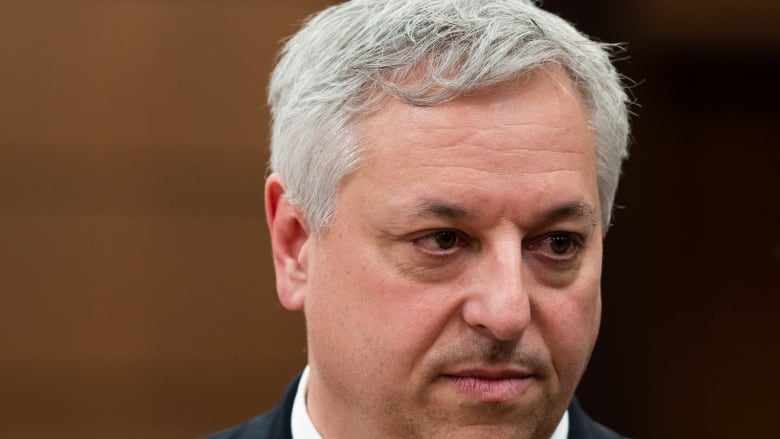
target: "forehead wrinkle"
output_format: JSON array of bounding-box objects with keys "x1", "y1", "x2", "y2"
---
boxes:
[
  {"x1": 407, "y1": 122, "x2": 586, "y2": 154},
  {"x1": 393, "y1": 129, "x2": 592, "y2": 167},
  {"x1": 404, "y1": 163, "x2": 588, "y2": 179}
]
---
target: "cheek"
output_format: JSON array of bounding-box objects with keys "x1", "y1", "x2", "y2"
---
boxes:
[
  {"x1": 537, "y1": 281, "x2": 602, "y2": 385},
  {"x1": 304, "y1": 265, "x2": 458, "y2": 420},
  {"x1": 305, "y1": 237, "x2": 448, "y2": 373},
  {"x1": 534, "y1": 237, "x2": 603, "y2": 352}
]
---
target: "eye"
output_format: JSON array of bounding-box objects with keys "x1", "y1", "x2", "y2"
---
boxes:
[
  {"x1": 527, "y1": 232, "x2": 582, "y2": 261},
  {"x1": 548, "y1": 233, "x2": 574, "y2": 255},
  {"x1": 413, "y1": 230, "x2": 470, "y2": 256}
]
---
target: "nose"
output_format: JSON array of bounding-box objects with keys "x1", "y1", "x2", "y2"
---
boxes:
[{"x1": 461, "y1": 240, "x2": 531, "y2": 341}]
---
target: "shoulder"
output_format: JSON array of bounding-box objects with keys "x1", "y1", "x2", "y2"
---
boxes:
[
  {"x1": 567, "y1": 398, "x2": 629, "y2": 439},
  {"x1": 202, "y1": 375, "x2": 301, "y2": 439},
  {"x1": 204, "y1": 411, "x2": 278, "y2": 439}
]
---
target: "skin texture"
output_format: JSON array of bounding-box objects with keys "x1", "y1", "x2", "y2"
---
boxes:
[{"x1": 266, "y1": 65, "x2": 603, "y2": 439}]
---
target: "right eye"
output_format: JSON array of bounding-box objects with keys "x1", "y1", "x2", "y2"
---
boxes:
[{"x1": 412, "y1": 230, "x2": 470, "y2": 257}]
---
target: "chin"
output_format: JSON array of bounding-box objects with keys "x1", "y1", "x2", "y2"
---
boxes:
[{"x1": 424, "y1": 422, "x2": 555, "y2": 439}]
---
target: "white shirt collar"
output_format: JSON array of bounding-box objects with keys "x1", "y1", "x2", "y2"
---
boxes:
[
  {"x1": 291, "y1": 366, "x2": 323, "y2": 439},
  {"x1": 291, "y1": 365, "x2": 569, "y2": 439},
  {"x1": 550, "y1": 409, "x2": 569, "y2": 439}
]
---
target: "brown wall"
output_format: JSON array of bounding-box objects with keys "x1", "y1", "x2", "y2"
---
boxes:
[
  {"x1": 0, "y1": 1, "x2": 778, "y2": 437},
  {"x1": 0, "y1": 2, "x2": 332, "y2": 437}
]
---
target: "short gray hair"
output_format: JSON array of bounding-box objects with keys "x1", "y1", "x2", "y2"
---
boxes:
[{"x1": 269, "y1": 0, "x2": 631, "y2": 232}]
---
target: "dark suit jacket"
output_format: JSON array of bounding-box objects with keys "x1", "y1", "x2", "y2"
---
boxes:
[{"x1": 205, "y1": 375, "x2": 626, "y2": 439}]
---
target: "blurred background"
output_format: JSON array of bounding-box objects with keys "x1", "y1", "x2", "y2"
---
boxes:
[{"x1": 0, "y1": 0, "x2": 777, "y2": 437}]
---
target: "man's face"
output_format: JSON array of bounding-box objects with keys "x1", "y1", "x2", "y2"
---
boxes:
[{"x1": 287, "y1": 66, "x2": 602, "y2": 439}]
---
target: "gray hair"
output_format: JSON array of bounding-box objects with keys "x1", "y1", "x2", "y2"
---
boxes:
[{"x1": 268, "y1": 0, "x2": 631, "y2": 232}]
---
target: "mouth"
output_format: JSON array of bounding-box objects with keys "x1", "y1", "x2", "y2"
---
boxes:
[{"x1": 442, "y1": 369, "x2": 534, "y2": 402}]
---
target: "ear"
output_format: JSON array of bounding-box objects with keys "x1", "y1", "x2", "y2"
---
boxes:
[{"x1": 265, "y1": 173, "x2": 310, "y2": 311}]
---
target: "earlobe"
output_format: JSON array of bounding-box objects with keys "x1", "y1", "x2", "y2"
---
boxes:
[{"x1": 265, "y1": 174, "x2": 309, "y2": 311}]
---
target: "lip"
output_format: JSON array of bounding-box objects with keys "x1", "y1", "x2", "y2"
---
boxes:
[{"x1": 443, "y1": 369, "x2": 534, "y2": 402}]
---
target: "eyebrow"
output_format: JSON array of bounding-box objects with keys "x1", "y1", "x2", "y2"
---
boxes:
[
  {"x1": 540, "y1": 202, "x2": 600, "y2": 228},
  {"x1": 411, "y1": 200, "x2": 476, "y2": 221}
]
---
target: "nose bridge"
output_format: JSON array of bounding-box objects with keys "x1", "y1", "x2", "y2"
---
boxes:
[{"x1": 462, "y1": 232, "x2": 531, "y2": 341}]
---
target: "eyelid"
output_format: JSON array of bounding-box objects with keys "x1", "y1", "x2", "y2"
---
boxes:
[
  {"x1": 524, "y1": 231, "x2": 585, "y2": 260},
  {"x1": 411, "y1": 229, "x2": 472, "y2": 257},
  {"x1": 527, "y1": 228, "x2": 587, "y2": 245}
]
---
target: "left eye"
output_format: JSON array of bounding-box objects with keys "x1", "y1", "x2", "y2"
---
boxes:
[
  {"x1": 528, "y1": 232, "x2": 582, "y2": 260},
  {"x1": 548, "y1": 233, "x2": 575, "y2": 254},
  {"x1": 413, "y1": 230, "x2": 469, "y2": 255}
]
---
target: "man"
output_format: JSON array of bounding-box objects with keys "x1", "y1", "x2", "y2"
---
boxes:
[{"x1": 209, "y1": 0, "x2": 631, "y2": 438}]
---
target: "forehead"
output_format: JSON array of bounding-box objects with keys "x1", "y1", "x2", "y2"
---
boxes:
[
  {"x1": 338, "y1": 66, "x2": 599, "y2": 227},
  {"x1": 357, "y1": 66, "x2": 594, "y2": 175}
]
